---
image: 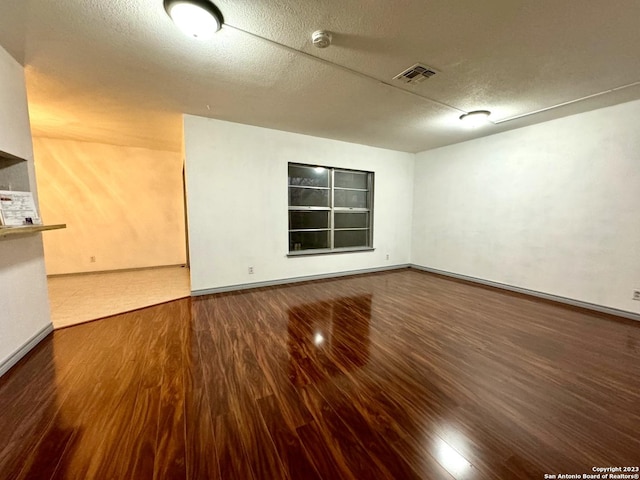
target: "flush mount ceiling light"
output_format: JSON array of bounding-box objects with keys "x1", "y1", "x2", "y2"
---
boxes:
[
  {"x1": 164, "y1": 0, "x2": 224, "y2": 39},
  {"x1": 459, "y1": 110, "x2": 492, "y2": 127}
]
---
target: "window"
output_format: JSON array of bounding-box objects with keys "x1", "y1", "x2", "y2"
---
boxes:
[{"x1": 288, "y1": 163, "x2": 374, "y2": 254}]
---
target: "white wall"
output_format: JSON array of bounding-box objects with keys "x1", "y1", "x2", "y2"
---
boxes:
[
  {"x1": 184, "y1": 116, "x2": 414, "y2": 292},
  {"x1": 0, "y1": 45, "x2": 52, "y2": 374},
  {"x1": 412, "y1": 99, "x2": 640, "y2": 315}
]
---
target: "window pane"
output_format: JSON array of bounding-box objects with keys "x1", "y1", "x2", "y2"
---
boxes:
[
  {"x1": 290, "y1": 231, "x2": 329, "y2": 251},
  {"x1": 334, "y1": 212, "x2": 368, "y2": 229},
  {"x1": 334, "y1": 229, "x2": 369, "y2": 248},
  {"x1": 289, "y1": 211, "x2": 329, "y2": 230},
  {"x1": 289, "y1": 165, "x2": 329, "y2": 187},
  {"x1": 334, "y1": 189, "x2": 368, "y2": 208},
  {"x1": 335, "y1": 171, "x2": 368, "y2": 189},
  {"x1": 289, "y1": 187, "x2": 330, "y2": 207}
]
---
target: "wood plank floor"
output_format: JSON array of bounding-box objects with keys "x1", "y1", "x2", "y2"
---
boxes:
[{"x1": 1, "y1": 269, "x2": 639, "y2": 479}]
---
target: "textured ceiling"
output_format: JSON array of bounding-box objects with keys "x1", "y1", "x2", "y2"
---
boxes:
[{"x1": 1, "y1": 0, "x2": 639, "y2": 153}]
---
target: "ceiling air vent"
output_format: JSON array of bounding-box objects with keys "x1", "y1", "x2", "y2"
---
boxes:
[{"x1": 393, "y1": 63, "x2": 437, "y2": 85}]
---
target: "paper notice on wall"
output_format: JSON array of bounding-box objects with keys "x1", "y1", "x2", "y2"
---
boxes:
[{"x1": 0, "y1": 190, "x2": 42, "y2": 226}]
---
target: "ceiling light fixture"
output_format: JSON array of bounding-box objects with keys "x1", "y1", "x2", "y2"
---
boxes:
[
  {"x1": 164, "y1": 0, "x2": 224, "y2": 39},
  {"x1": 459, "y1": 110, "x2": 491, "y2": 127}
]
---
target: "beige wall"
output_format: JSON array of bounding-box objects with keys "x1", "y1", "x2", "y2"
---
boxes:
[{"x1": 33, "y1": 137, "x2": 187, "y2": 275}]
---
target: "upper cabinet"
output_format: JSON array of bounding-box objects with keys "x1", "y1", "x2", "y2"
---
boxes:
[
  {"x1": 0, "y1": 46, "x2": 34, "y2": 162},
  {"x1": 0, "y1": 45, "x2": 65, "y2": 235}
]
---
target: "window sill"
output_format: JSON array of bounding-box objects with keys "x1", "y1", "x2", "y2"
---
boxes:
[{"x1": 287, "y1": 247, "x2": 375, "y2": 257}]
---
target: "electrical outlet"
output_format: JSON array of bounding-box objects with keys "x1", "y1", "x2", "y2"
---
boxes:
[
  {"x1": 248, "y1": 266, "x2": 254, "y2": 274},
  {"x1": 385, "y1": 254, "x2": 390, "y2": 260},
  {"x1": 90, "y1": 256, "x2": 96, "y2": 263},
  {"x1": 633, "y1": 290, "x2": 640, "y2": 301}
]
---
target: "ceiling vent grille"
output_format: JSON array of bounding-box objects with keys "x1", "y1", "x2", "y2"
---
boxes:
[{"x1": 393, "y1": 63, "x2": 437, "y2": 85}]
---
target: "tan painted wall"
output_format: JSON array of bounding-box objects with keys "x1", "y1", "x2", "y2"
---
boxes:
[{"x1": 33, "y1": 137, "x2": 187, "y2": 275}]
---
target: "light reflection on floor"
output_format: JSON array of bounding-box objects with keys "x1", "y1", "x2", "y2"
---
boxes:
[{"x1": 435, "y1": 435, "x2": 474, "y2": 479}]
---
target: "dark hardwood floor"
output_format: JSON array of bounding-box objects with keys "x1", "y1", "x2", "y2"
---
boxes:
[{"x1": 1, "y1": 269, "x2": 639, "y2": 479}]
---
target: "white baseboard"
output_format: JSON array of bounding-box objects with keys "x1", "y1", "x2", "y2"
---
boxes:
[
  {"x1": 410, "y1": 264, "x2": 640, "y2": 322},
  {"x1": 0, "y1": 323, "x2": 54, "y2": 377},
  {"x1": 48, "y1": 264, "x2": 187, "y2": 278},
  {"x1": 194, "y1": 262, "x2": 639, "y2": 322},
  {"x1": 191, "y1": 264, "x2": 410, "y2": 296}
]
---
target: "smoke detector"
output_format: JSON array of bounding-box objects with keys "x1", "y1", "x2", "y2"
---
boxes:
[
  {"x1": 393, "y1": 63, "x2": 438, "y2": 85},
  {"x1": 312, "y1": 30, "x2": 332, "y2": 48}
]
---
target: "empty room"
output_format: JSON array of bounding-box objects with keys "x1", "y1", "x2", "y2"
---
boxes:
[{"x1": 0, "y1": 1, "x2": 639, "y2": 479}]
